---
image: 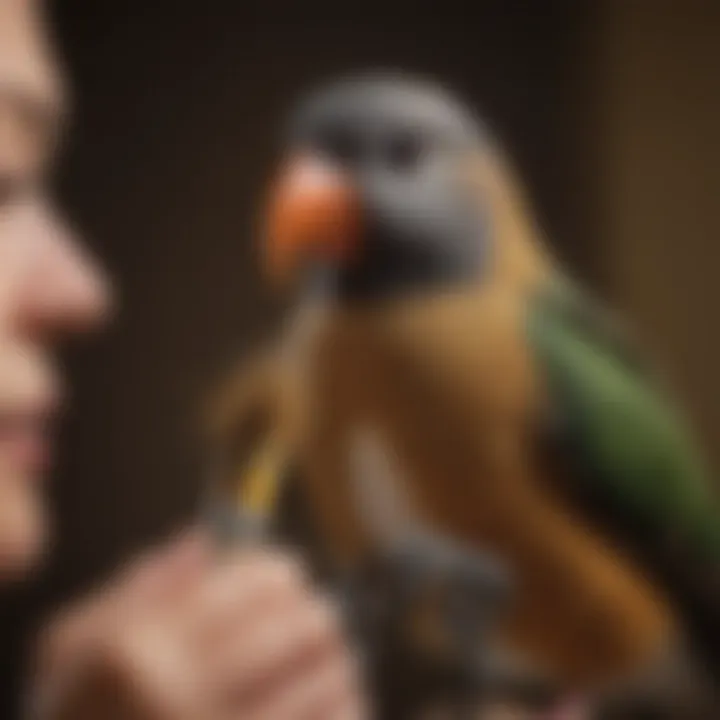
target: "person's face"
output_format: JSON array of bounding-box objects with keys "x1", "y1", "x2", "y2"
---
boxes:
[{"x1": 0, "y1": 0, "x2": 109, "y2": 578}]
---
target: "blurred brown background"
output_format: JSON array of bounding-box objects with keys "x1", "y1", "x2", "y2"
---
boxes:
[{"x1": 0, "y1": 1, "x2": 718, "y2": 716}]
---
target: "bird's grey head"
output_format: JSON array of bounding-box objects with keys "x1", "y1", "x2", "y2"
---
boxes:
[{"x1": 263, "y1": 72, "x2": 491, "y2": 303}]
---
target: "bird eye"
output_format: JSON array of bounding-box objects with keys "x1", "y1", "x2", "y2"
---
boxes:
[
  {"x1": 317, "y1": 126, "x2": 361, "y2": 167},
  {"x1": 385, "y1": 132, "x2": 425, "y2": 173}
]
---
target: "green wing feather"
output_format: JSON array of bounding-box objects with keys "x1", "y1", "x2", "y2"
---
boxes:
[{"x1": 527, "y1": 276, "x2": 720, "y2": 676}]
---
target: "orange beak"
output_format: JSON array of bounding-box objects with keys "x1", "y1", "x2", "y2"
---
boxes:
[{"x1": 263, "y1": 155, "x2": 362, "y2": 286}]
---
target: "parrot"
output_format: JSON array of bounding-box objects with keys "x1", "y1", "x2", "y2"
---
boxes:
[{"x1": 207, "y1": 73, "x2": 720, "y2": 715}]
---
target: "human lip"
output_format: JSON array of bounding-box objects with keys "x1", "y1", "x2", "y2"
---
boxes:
[{"x1": 0, "y1": 400, "x2": 58, "y2": 478}]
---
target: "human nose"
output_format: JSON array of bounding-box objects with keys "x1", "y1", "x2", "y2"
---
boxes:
[{"x1": 15, "y1": 197, "x2": 112, "y2": 336}]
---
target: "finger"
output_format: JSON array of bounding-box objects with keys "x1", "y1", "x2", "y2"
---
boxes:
[
  {"x1": 35, "y1": 597, "x2": 106, "y2": 678},
  {"x1": 118, "y1": 527, "x2": 212, "y2": 609},
  {"x1": 316, "y1": 654, "x2": 368, "y2": 720},
  {"x1": 184, "y1": 549, "x2": 308, "y2": 645},
  {"x1": 37, "y1": 528, "x2": 212, "y2": 677},
  {"x1": 238, "y1": 650, "x2": 356, "y2": 720},
  {"x1": 327, "y1": 699, "x2": 369, "y2": 720},
  {"x1": 211, "y1": 594, "x2": 343, "y2": 702}
]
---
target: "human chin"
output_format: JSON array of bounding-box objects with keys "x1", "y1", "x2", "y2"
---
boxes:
[{"x1": 0, "y1": 464, "x2": 50, "y2": 580}]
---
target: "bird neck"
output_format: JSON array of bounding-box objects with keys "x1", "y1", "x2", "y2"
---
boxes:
[{"x1": 468, "y1": 146, "x2": 556, "y2": 295}]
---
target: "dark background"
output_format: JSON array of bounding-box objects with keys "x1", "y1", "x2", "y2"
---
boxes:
[
  {"x1": 3, "y1": 1, "x2": 719, "y2": 716},
  {"x1": 49, "y1": 0, "x2": 597, "y2": 598}
]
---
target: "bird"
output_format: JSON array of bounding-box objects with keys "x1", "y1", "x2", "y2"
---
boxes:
[{"x1": 207, "y1": 72, "x2": 720, "y2": 715}]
